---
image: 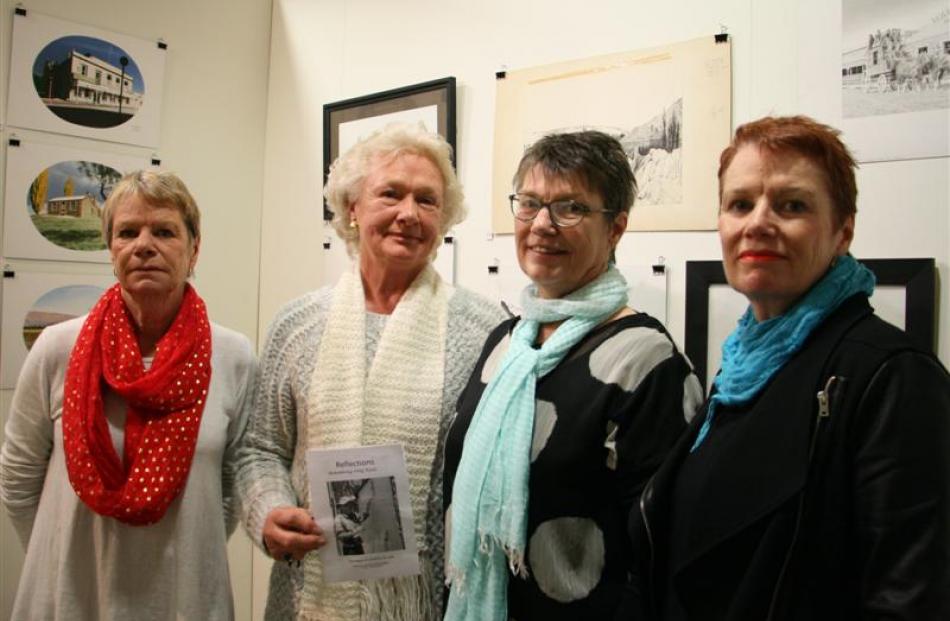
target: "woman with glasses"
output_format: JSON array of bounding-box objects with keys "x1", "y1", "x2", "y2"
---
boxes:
[
  {"x1": 442, "y1": 131, "x2": 703, "y2": 620},
  {"x1": 235, "y1": 123, "x2": 503, "y2": 620}
]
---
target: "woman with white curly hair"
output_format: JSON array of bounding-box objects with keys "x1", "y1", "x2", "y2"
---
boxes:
[{"x1": 235, "y1": 123, "x2": 503, "y2": 620}]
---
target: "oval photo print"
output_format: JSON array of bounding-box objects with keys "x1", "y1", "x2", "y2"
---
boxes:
[
  {"x1": 32, "y1": 35, "x2": 145, "y2": 128},
  {"x1": 26, "y1": 160, "x2": 122, "y2": 251},
  {"x1": 23, "y1": 285, "x2": 104, "y2": 350}
]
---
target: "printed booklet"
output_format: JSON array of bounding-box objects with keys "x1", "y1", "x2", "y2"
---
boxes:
[{"x1": 306, "y1": 443, "x2": 420, "y2": 582}]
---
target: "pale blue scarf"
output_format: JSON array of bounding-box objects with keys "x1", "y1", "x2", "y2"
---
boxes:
[
  {"x1": 691, "y1": 254, "x2": 875, "y2": 451},
  {"x1": 445, "y1": 266, "x2": 629, "y2": 621}
]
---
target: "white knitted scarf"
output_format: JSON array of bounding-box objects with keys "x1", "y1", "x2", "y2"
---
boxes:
[{"x1": 302, "y1": 263, "x2": 451, "y2": 620}]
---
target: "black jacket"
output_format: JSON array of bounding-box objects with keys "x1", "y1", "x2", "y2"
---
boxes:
[{"x1": 628, "y1": 295, "x2": 950, "y2": 621}]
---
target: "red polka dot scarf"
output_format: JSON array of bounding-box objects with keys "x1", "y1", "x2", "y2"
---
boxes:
[{"x1": 62, "y1": 283, "x2": 212, "y2": 526}]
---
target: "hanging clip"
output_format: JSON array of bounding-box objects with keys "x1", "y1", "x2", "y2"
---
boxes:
[{"x1": 715, "y1": 25, "x2": 729, "y2": 43}]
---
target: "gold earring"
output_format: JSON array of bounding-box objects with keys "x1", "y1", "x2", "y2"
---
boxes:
[{"x1": 349, "y1": 219, "x2": 358, "y2": 230}]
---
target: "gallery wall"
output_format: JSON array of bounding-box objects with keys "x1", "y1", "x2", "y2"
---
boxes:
[
  {"x1": 0, "y1": 0, "x2": 946, "y2": 620},
  {"x1": 257, "y1": 1, "x2": 948, "y2": 610},
  {"x1": 258, "y1": 0, "x2": 948, "y2": 366},
  {"x1": 0, "y1": 0, "x2": 272, "y2": 619}
]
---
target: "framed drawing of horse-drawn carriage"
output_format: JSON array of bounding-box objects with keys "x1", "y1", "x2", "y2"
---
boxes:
[{"x1": 839, "y1": 0, "x2": 949, "y2": 162}]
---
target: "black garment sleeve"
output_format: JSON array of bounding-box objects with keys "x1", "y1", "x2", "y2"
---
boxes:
[{"x1": 851, "y1": 351, "x2": 950, "y2": 619}]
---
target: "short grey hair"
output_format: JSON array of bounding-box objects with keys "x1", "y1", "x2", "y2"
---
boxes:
[
  {"x1": 512, "y1": 130, "x2": 636, "y2": 220},
  {"x1": 101, "y1": 170, "x2": 201, "y2": 247},
  {"x1": 324, "y1": 122, "x2": 465, "y2": 256}
]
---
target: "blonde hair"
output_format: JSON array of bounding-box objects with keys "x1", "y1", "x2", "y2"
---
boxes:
[
  {"x1": 101, "y1": 170, "x2": 201, "y2": 247},
  {"x1": 324, "y1": 122, "x2": 465, "y2": 256}
]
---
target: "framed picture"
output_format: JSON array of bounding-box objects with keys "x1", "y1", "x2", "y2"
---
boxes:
[
  {"x1": 685, "y1": 258, "x2": 936, "y2": 391},
  {"x1": 491, "y1": 35, "x2": 731, "y2": 233},
  {"x1": 322, "y1": 77, "x2": 457, "y2": 221},
  {"x1": 1, "y1": 269, "x2": 115, "y2": 388},
  {"x1": 6, "y1": 9, "x2": 166, "y2": 148},
  {"x1": 3, "y1": 136, "x2": 153, "y2": 263}
]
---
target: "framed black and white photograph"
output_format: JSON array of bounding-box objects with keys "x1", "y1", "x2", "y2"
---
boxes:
[
  {"x1": 839, "y1": 0, "x2": 949, "y2": 161},
  {"x1": 685, "y1": 258, "x2": 936, "y2": 391},
  {"x1": 1, "y1": 270, "x2": 114, "y2": 389},
  {"x1": 322, "y1": 77, "x2": 457, "y2": 221},
  {"x1": 491, "y1": 35, "x2": 731, "y2": 233},
  {"x1": 6, "y1": 10, "x2": 166, "y2": 148},
  {"x1": 3, "y1": 137, "x2": 153, "y2": 263}
]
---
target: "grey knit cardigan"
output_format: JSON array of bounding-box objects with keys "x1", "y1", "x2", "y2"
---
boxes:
[{"x1": 235, "y1": 285, "x2": 505, "y2": 620}]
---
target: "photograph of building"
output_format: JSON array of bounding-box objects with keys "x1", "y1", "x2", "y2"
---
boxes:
[
  {"x1": 32, "y1": 34, "x2": 145, "y2": 128},
  {"x1": 41, "y1": 194, "x2": 100, "y2": 218},
  {"x1": 26, "y1": 159, "x2": 120, "y2": 251},
  {"x1": 21, "y1": 285, "x2": 104, "y2": 349},
  {"x1": 842, "y1": 1, "x2": 949, "y2": 118}
]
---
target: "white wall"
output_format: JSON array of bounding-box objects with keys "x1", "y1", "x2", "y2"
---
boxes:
[
  {"x1": 0, "y1": 0, "x2": 271, "y2": 619},
  {"x1": 256, "y1": 3, "x2": 949, "y2": 607},
  {"x1": 1, "y1": 0, "x2": 946, "y2": 619},
  {"x1": 258, "y1": 0, "x2": 947, "y2": 359}
]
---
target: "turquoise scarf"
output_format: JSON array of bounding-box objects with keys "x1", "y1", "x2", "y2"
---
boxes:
[
  {"x1": 691, "y1": 254, "x2": 875, "y2": 451},
  {"x1": 445, "y1": 266, "x2": 629, "y2": 621}
]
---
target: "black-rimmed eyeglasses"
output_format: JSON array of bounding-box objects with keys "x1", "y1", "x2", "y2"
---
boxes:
[{"x1": 509, "y1": 193, "x2": 616, "y2": 228}]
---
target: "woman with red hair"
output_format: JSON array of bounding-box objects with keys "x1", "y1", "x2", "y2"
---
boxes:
[{"x1": 628, "y1": 116, "x2": 950, "y2": 620}]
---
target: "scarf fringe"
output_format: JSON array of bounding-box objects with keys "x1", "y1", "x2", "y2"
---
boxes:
[
  {"x1": 447, "y1": 530, "x2": 529, "y2": 598},
  {"x1": 360, "y1": 561, "x2": 437, "y2": 621},
  {"x1": 479, "y1": 531, "x2": 528, "y2": 579}
]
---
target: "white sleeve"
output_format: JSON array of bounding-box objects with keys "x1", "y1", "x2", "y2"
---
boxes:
[{"x1": 0, "y1": 327, "x2": 66, "y2": 547}]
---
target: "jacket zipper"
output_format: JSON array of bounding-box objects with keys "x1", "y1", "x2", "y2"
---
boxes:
[
  {"x1": 765, "y1": 375, "x2": 839, "y2": 621},
  {"x1": 639, "y1": 475, "x2": 659, "y2": 616}
]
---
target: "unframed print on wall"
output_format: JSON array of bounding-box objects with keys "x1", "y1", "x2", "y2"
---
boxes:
[
  {"x1": 839, "y1": 0, "x2": 949, "y2": 161},
  {"x1": 1, "y1": 271, "x2": 114, "y2": 388},
  {"x1": 3, "y1": 138, "x2": 152, "y2": 263},
  {"x1": 491, "y1": 35, "x2": 732, "y2": 233},
  {"x1": 6, "y1": 9, "x2": 166, "y2": 148}
]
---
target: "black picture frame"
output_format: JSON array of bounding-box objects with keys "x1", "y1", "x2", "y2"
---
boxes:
[
  {"x1": 685, "y1": 258, "x2": 937, "y2": 391},
  {"x1": 322, "y1": 77, "x2": 457, "y2": 220}
]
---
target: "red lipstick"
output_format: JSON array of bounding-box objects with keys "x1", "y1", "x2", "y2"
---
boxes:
[{"x1": 739, "y1": 250, "x2": 782, "y2": 261}]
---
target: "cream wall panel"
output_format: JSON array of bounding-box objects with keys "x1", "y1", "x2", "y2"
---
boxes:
[
  {"x1": 259, "y1": 0, "x2": 947, "y2": 369},
  {"x1": 0, "y1": 0, "x2": 271, "y2": 619},
  {"x1": 253, "y1": 0, "x2": 947, "y2": 618}
]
